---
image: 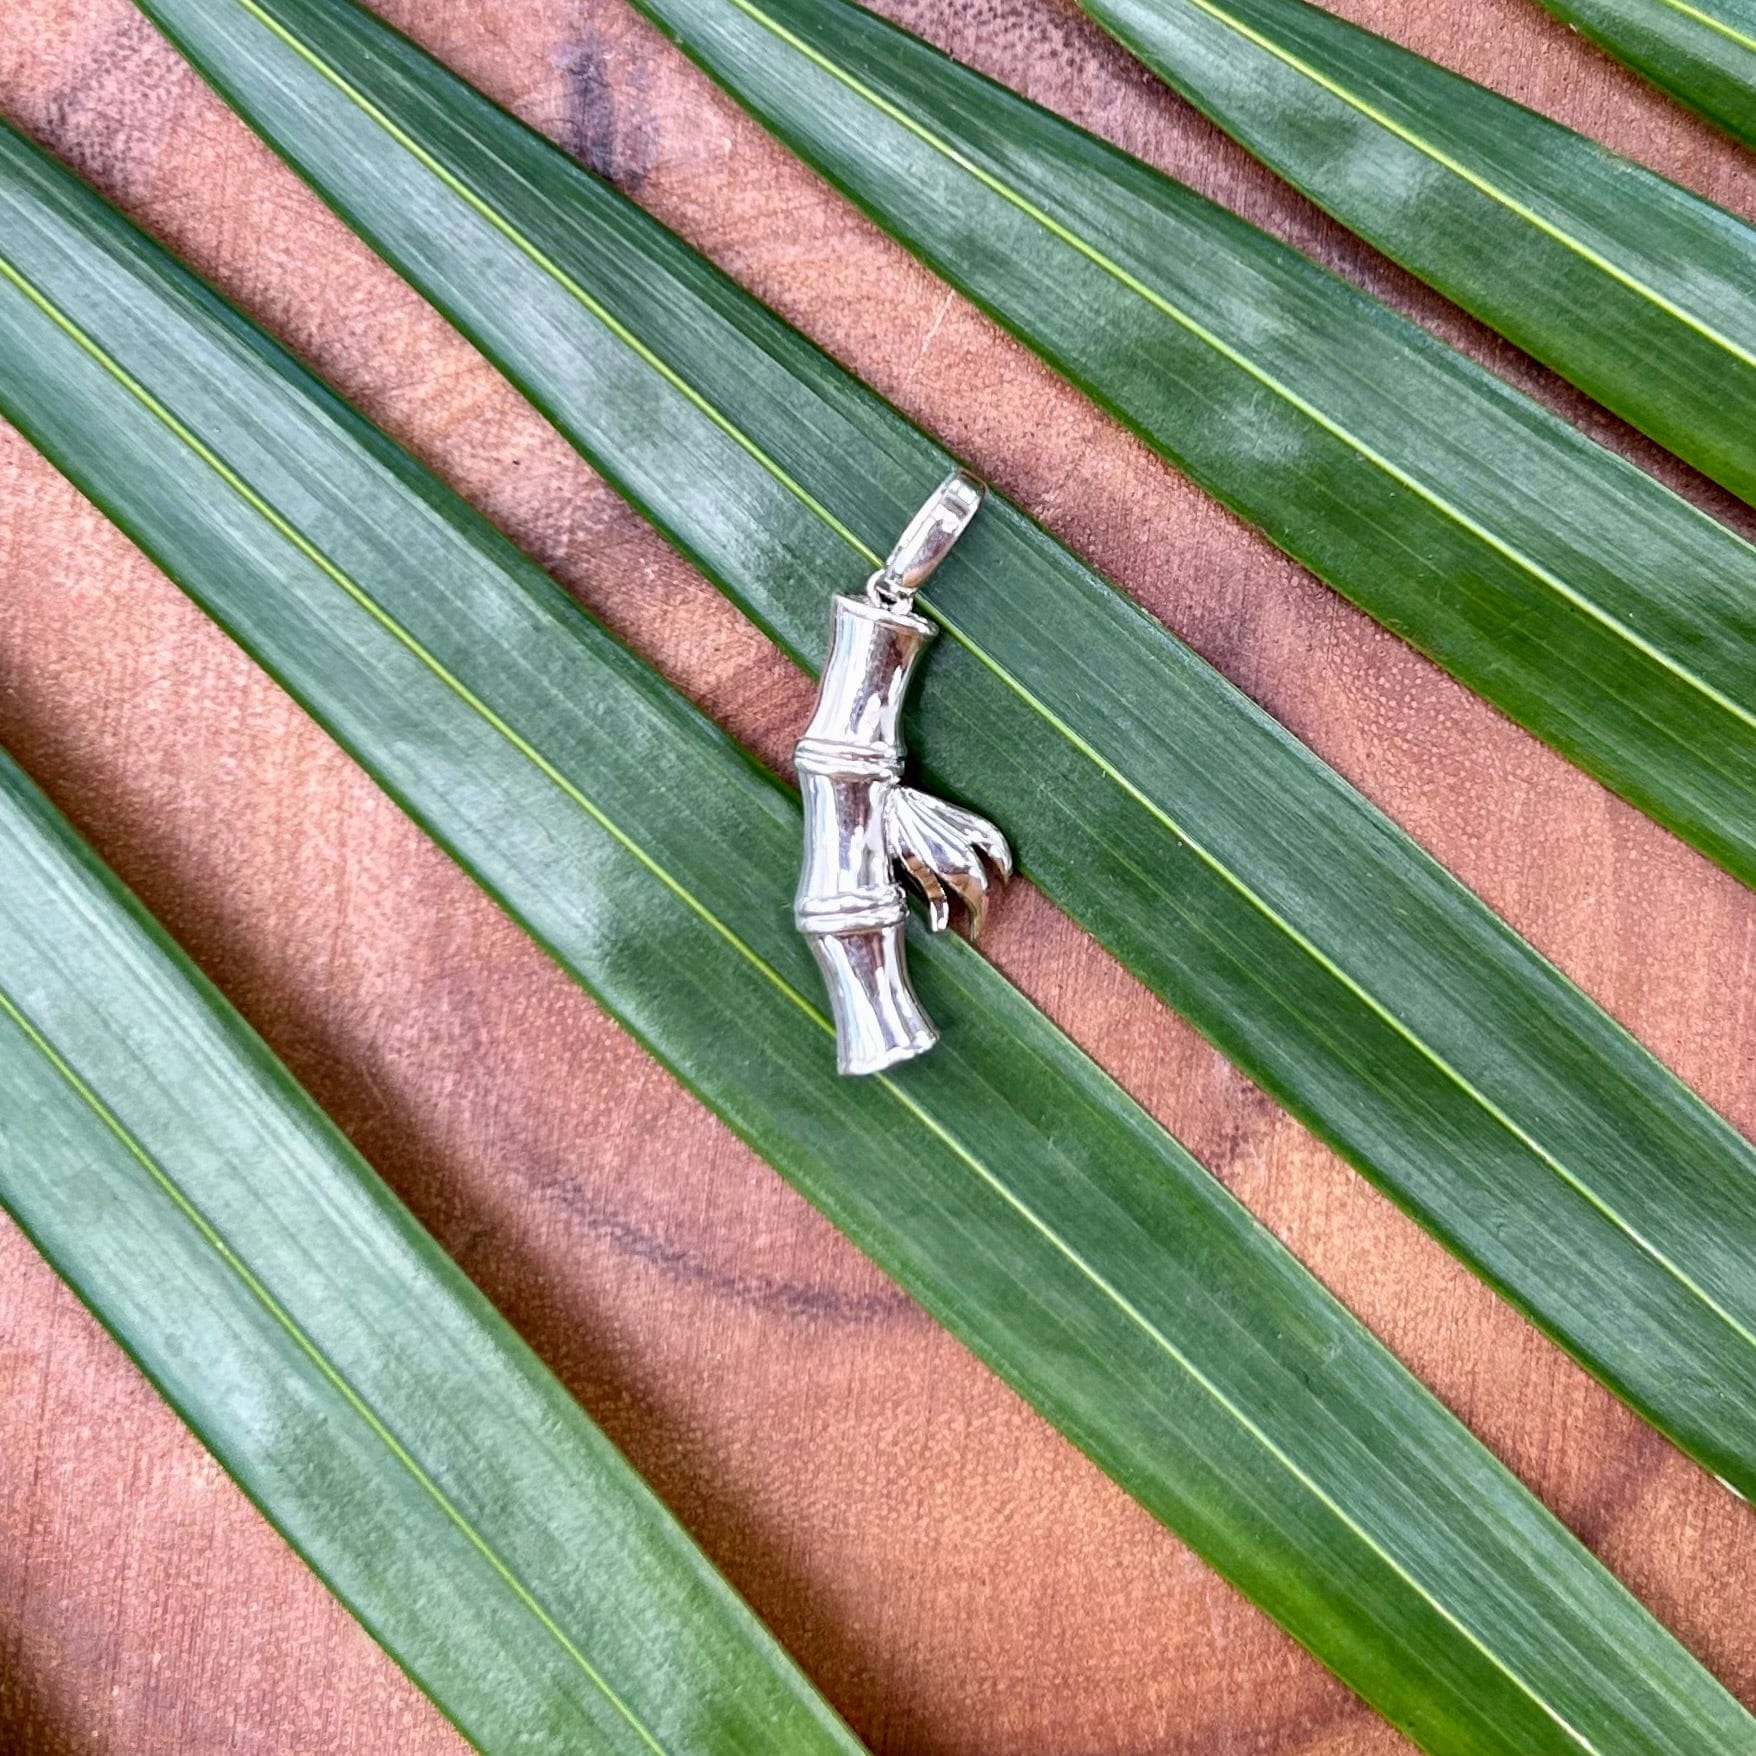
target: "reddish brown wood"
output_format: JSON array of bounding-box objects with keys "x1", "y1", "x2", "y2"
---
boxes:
[{"x1": 3, "y1": 1, "x2": 1755, "y2": 1751}]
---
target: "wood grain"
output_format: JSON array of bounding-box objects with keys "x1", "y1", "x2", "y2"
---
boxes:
[{"x1": 3, "y1": 0, "x2": 1755, "y2": 1750}]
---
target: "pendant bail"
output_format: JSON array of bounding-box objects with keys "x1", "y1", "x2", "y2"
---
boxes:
[{"x1": 868, "y1": 469, "x2": 985, "y2": 609}]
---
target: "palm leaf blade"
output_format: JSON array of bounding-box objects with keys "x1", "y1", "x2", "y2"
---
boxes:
[
  {"x1": 1539, "y1": 0, "x2": 1756, "y2": 149},
  {"x1": 131, "y1": 0, "x2": 1756, "y2": 1514},
  {"x1": 1, "y1": 109, "x2": 1750, "y2": 1754},
  {"x1": 0, "y1": 749, "x2": 864, "y2": 1756},
  {"x1": 1073, "y1": 0, "x2": 1756, "y2": 507}
]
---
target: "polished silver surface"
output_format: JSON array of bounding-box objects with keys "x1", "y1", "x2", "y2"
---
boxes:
[
  {"x1": 870, "y1": 469, "x2": 984, "y2": 603},
  {"x1": 793, "y1": 469, "x2": 1011, "y2": 1076}
]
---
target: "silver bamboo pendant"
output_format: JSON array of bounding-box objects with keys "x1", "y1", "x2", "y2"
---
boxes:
[{"x1": 793, "y1": 470, "x2": 1012, "y2": 1076}]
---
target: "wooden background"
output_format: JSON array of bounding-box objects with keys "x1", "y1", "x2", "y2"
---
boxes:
[{"x1": 4, "y1": 0, "x2": 1756, "y2": 1750}]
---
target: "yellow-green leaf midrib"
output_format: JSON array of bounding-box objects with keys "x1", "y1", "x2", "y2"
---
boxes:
[{"x1": 1650, "y1": 0, "x2": 1756, "y2": 57}]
